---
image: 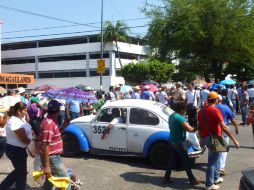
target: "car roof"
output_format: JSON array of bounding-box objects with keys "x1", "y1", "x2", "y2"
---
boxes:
[{"x1": 102, "y1": 99, "x2": 173, "y2": 120}]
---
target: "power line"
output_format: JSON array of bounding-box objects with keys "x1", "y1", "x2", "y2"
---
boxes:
[
  {"x1": 1, "y1": 17, "x2": 150, "y2": 35},
  {"x1": 0, "y1": 4, "x2": 99, "y2": 29},
  {"x1": 2, "y1": 25, "x2": 149, "y2": 40},
  {"x1": 109, "y1": 0, "x2": 125, "y2": 20}
]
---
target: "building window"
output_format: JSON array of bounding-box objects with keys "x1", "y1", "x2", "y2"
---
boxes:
[
  {"x1": 39, "y1": 73, "x2": 54, "y2": 78},
  {"x1": 38, "y1": 37, "x2": 87, "y2": 47},
  {"x1": 88, "y1": 35, "x2": 100, "y2": 43},
  {"x1": 70, "y1": 71, "x2": 86, "y2": 77},
  {"x1": 2, "y1": 42, "x2": 37, "y2": 51},
  {"x1": 90, "y1": 69, "x2": 109, "y2": 76},
  {"x1": 54, "y1": 72, "x2": 70, "y2": 78},
  {"x1": 39, "y1": 54, "x2": 86, "y2": 62},
  {"x1": 115, "y1": 52, "x2": 142, "y2": 60},
  {"x1": 89, "y1": 52, "x2": 109, "y2": 59},
  {"x1": 2, "y1": 58, "x2": 35, "y2": 65}
]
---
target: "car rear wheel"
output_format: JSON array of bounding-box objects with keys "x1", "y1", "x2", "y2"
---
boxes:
[
  {"x1": 62, "y1": 133, "x2": 80, "y2": 157},
  {"x1": 149, "y1": 142, "x2": 170, "y2": 169}
]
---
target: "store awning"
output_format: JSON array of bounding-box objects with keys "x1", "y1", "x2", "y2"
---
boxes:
[{"x1": 0, "y1": 73, "x2": 34, "y2": 84}]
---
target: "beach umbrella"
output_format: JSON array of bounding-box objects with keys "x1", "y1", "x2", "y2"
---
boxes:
[
  {"x1": 0, "y1": 87, "x2": 7, "y2": 94},
  {"x1": 248, "y1": 80, "x2": 254, "y2": 85},
  {"x1": 141, "y1": 84, "x2": 158, "y2": 93},
  {"x1": 33, "y1": 85, "x2": 59, "y2": 94},
  {"x1": 120, "y1": 85, "x2": 132, "y2": 94},
  {"x1": 43, "y1": 87, "x2": 97, "y2": 103},
  {"x1": 192, "y1": 79, "x2": 207, "y2": 86},
  {"x1": 219, "y1": 79, "x2": 236, "y2": 85},
  {"x1": 142, "y1": 80, "x2": 159, "y2": 86}
]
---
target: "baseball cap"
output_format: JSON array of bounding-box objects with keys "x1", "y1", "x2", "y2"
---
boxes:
[
  {"x1": 17, "y1": 87, "x2": 26, "y2": 94},
  {"x1": 208, "y1": 91, "x2": 219, "y2": 99},
  {"x1": 47, "y1": 100, "x2": 62, "y2": 111},
  {"x1": 30, "y1": 96, "x2": 40, "y2": 103}
]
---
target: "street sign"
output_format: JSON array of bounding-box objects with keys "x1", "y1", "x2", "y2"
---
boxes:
[{"x1": 97, "y1": 59, "x2": 105, "y2": 74}]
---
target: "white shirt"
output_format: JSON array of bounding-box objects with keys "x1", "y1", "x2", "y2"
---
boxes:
[
  {"x1": 110, "y1": 117, "x2": 125, "y2": 125},
  {"x1": 6, "y1": 116, "x2": 32, "y2": 148},
  {"x1": 131, "y1": 92, "x2": 140, "y2": 99},
  {"x1": 227, "y1": 89, "x2": 238, "y2": 100},
  {"x1": 186, "y1": 90, "x2": 200, "y2": 107},
  {"x1": 0, "y1": 113, "x2": 6, "y2": 137},
  {"x1": 157, "y1": 91, "x2": 168, "y2": 105},
  {"x1": 247, "y1": 88, "x2": 254, "y2": 98},
  {"x1": 200, "y1": 89, "x2": 209, "y2": 102}
]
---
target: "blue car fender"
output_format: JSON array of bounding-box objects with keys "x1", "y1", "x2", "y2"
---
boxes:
[
  {"x1": 143, "y1": 131, "x2": 170, "y2": 157},
  {"x1": 64, "y1": 124, "x2": 91, "y2": 152}
]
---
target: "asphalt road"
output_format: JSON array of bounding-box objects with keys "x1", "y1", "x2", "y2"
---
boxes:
[{"x1": 0, "y1": 115, "x2": 254, "y2": 190}]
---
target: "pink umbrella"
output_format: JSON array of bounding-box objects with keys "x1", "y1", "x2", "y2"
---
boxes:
[
  {"x1": 34, "y1": 85, "x2": 59, "y2": 92},
  {"x1": 141, "y1": 84, "x2": 158, "y2": 93}
]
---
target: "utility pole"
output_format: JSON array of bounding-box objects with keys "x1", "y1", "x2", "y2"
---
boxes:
[{"x1": 100, "y1": 0, "x2": 104, "y2": 91}]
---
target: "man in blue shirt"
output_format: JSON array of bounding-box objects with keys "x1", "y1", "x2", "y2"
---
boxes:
[{"x1": 216, "y1": 95, "x2": 239, "y2": 176}]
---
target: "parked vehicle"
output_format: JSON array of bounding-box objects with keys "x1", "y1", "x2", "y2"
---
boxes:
[
  {"x1": 239, "y1": 168, "x2": 254, "y2": 190},
  {"x1": 62, "y1": 99, "x2": 203, "y2": 169}
]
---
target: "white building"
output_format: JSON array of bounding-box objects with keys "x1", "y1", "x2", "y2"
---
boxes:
[{"x1": 1, "y1": 34, "x2": 149, "y2": 90}]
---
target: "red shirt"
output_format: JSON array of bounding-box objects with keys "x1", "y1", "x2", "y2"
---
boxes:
[
  {"x1": 40, "y1": 115, "x2": 63, "y2": 155},
  {"x1": 198, "y1": 105, "x2": 223, "y2": 138}
]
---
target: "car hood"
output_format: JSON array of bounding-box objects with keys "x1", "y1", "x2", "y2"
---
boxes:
[{"x1": 70, "y1": 115, "x2": 96, "y2": 123}]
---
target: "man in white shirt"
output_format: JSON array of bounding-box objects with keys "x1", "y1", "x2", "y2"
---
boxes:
[
  {"x1": 200, "y1": 86, "x2": 210, "y2": 107},
  {"x1": 131, "y1": 86, "x2": 141, "y2": 99},
  {"x1": 247, "y1": 84, "x2": 254, "y2": 104},
  {"x1": 156, "y1": 87, "x2": 168, "y2": 105},
  {"x1": 227, "y1": 84, "x2": 239, "y2": 114},
  {"x1": 185, "y1": 83, "x2": 200, "y2": 128}
]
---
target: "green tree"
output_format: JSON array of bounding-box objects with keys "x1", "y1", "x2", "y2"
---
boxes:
[
  {"x1": 144, "y1": 0, "x2": 254, "y2": 80},
  {"x1": 103, "y1": 20, "x2": 130, "y2": 69},
  {"x1": 121, "y1": 59, "x2": 175, "y2": 84}
]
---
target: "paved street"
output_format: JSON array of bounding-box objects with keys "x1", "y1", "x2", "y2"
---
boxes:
[{"x1": 1, "y1": 115, "x2": 254, "y2": 190}]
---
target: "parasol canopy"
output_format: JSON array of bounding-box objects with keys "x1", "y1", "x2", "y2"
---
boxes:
[
  {"x1": 142, "y1": 80, "x2": 159, "y2": 86},
  {"x1": 141, "y1": 84, "x2": 158, "y2": 93},
  {"x1": 43, "y1": 87, "x2": 97, "y2": 103},
  {"x1": 219, "y1": 79, "x2": 236, "y2": 85},
  {"x1": 120, "y1": 85, "x2": 132, "y2": 94},
  {"x1": 33, "y1": 85, "x2": 59, "y2": 94},
  {"x1": 0, "y1": 87, "x2": 7, "y2": 94}
]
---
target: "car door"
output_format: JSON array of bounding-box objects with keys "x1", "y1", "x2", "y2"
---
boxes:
[
  {"x1": 91, "y1": 107, "x2": 128, "y2": 152},
  {"x1": 127, "y1": 107, "x2": 162, "y2": 153}
]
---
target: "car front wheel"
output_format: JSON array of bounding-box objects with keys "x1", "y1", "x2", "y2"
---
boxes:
[
  {"x1": 62, "y1": 133, "x2": 80, "y2": 157},
  {"x1": 149, "y1": 141, "x2": 171, "y2": 169}
]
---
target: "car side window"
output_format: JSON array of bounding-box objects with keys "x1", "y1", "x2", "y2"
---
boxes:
[
  {"x1": 96, "y1": 108, "x2": 113, "y2": 122},
  {"x1": 130, "y1": 108, "x2": 159, "y2": 125}
]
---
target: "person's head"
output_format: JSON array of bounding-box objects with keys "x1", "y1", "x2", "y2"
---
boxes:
[
  {"x1": 221, "y1": 89, "x2": 227, "y2": 96},
  {"x1": 133, "y1": 86, "x2": 140, "y2": 92},
  {"x1": 17, "y1": 87, "x2": 26, "y2": 96},
  {"x1": 7, "y1": 89, "x2": 16, "y2": 96},
  {"x1": 229, "y1": 84, "x2": 235, "y2": 89},
  {"x1": 217, "y1": 95, "x2": 222, "y2": 104},
  {"x1": 207, "y1": 91, "x2": 219, "y2": 105},
  {"x1": 187, "y1": 83, "x2": 193, "y2": 90},
  {"x1": 112, "y1": 108, "x2": 120, "y2": 118},
  {"x1": 96, "y1": 91, "x2": 103, "y2": 99},
  {"x1": 30, "y1": 96, "x2": 40, "y2": 104},
  {"x1": 242, "y1": 85, "x2": 248, "y2": 91},
  {"x1": 144, "y1": 85, "x2": 150, "y2": 91},
  {"x1": 12, "y1": 102, "x2": 27, "y2": 118},
  {"x1": 47, "y1": 100, "x2": 61, "y2": 116},
  {"x1": 173, "y1": 102, "x2": 186, "y2": 115},
  {"x1": 109, "y1": 86, "x2": 114, "y2": 92},
  {"x1": 176, "y1": 82, "x2": 182, "y2": 89}
]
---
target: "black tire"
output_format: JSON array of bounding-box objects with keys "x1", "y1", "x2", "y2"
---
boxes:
[
  {"x1": 62, "y1": 133, "x2": 80, "y2": 157},
  {"x1": 149, "y1": 141, "x2": 171, "y2": 169}
]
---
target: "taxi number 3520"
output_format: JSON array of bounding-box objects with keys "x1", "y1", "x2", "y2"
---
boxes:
[{"x1": 93, "y1": 126, "x2": 109, "y2": 134}]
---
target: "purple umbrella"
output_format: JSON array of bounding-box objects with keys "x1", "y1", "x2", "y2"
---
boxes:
[{"x1": 43, "y1": 87, "x2": 97, "y2": 103}]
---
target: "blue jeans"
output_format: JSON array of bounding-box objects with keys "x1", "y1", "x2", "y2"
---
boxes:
[
  {"x1": 231, "y1": 100, "x2": 237, "y2": 114},
  {"x1": 240, "y1": 105, "x2": 248, "y2": 124},
  {"x1": 69, "y1": 111, "x2": 80, "y2": 121},
  {"x1": 0, "y1": 144, "x2": 28, "y2": 190},
  {"x1": 58, "y1": 110, "x2": 66, "y2": 128},
  {"x1": 218, "y1": 135, "x2": 230, "y2": 170},
  {"x1": 165, "y1": 142, "x2": 196, "y2": 182},
  {"x1": 204, "y1": 137, "x2": 221, "y2": 187},
  {"x1": 43, "y1": 155, "x2": 71, "y2": 190}
]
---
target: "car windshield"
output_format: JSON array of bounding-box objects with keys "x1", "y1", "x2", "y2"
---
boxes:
[{"x1": 154, "y1": 102, "x2": 174, "y2": 117}]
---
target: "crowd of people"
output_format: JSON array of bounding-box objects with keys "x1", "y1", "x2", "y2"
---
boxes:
[{"x1": 0, "y1": 81, "x2": 253, "y2": 190}]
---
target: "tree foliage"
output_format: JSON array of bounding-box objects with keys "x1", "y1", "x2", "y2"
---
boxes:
[
  {"x1": 103, "y1": 21, "x2": 130, "y2": 68},
  {"x1": 144, "y1": 0, "x2": 254, "y2": 80},
  {"x1": 121, "y1": 59, "x2": 175, "y2": 84}
]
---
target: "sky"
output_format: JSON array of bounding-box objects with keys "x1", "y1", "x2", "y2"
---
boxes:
[{"x1": 0, "y1": 0, "x2": 159, "y2": 43}]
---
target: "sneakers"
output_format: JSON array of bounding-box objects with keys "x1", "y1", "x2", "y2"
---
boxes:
[
  {"x1": 220, "y1": 170, "x2": 226, "y2": 176},
  {"x1": 190, "y1": 178, "x2": 201, "y2": 186},
  {"x1": 214, "y1": 177, "x2": 224, "y2": 184},
  {"x1": 206, "y1": 184, "x2": 220, "y2": 190}
]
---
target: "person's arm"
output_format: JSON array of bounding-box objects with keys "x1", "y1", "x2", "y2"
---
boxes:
[
  {"x1": 181, "y1": 121, "x2": 199, "y2": 132},
  {"x1": 219, "y1": 122, "x2": 240, "y2": 148},
  {"x1": 66, "y1": 103, "x2": 70, "y2": 119},
  {"x1": 230, "y1": 119, "x2": 239, "y2": 135},
  {"x1": 41, "y1": 143, "x2": 51, "y2": 177},
  {"x1": 79, "y1": 103, "x2": 84, "y2": 116},
  {"x1": 14, "y1": 128, "x2": 31, "y2": 145},
  {"x1": 0, "y1": 115, "x2": 8, "y2": 128}
]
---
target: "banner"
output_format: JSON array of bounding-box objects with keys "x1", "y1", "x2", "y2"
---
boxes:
[{"x1": 0, "y1": 73, "x2": 34, "y2": 84}]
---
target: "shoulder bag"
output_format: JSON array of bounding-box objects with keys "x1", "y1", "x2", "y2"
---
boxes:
[{"x1": 202, "y1": 109, "x2": 229, "y2": 152}]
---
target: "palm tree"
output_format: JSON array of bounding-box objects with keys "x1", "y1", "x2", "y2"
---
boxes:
[{"x1": 103, "y1": 20, "x2": 130, "y2": 69}]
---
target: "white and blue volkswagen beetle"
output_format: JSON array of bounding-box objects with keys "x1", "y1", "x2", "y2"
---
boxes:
[{"x1": 62, "y1": 99, "x2": 202, "y2": 169}]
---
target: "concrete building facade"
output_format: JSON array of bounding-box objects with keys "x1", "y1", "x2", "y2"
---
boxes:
[{"x1": 1, "y1": 35, "x2": 149, "y2": 90}]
